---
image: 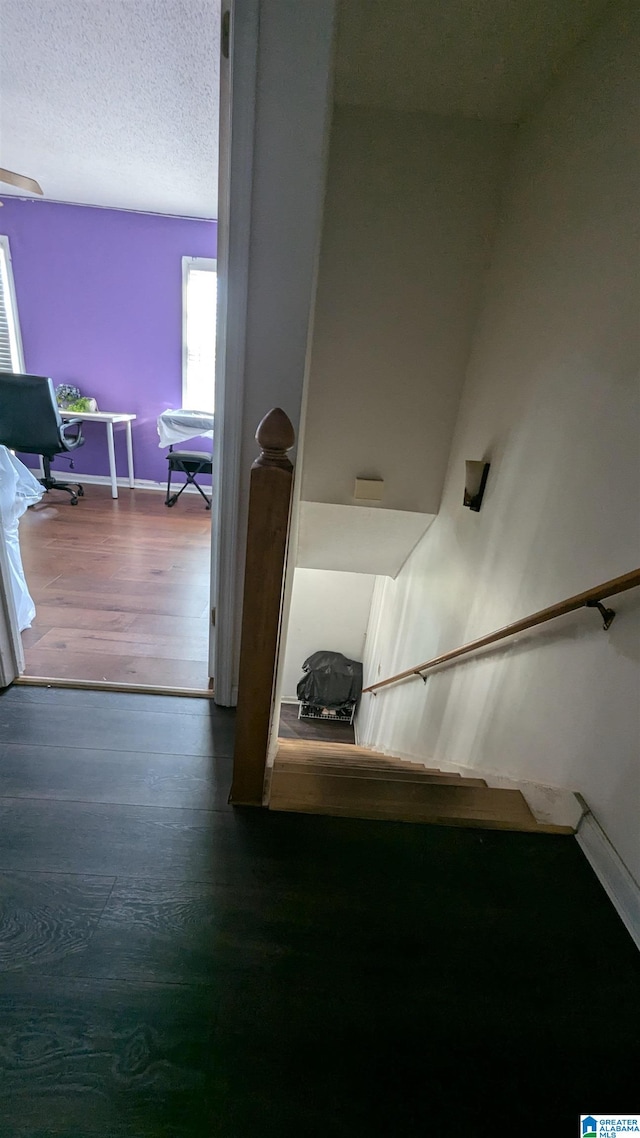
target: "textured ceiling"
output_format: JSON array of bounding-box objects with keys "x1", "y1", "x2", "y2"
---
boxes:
[
  {"x1": 335, "y1": 0, "x2": 610, "y2": 121},
  {"x1": 0, "y1": 0, "x2": 611, "y2": 217},
  {"x1": 0, "y1": 0, "x2": 220, "y2": 217}
]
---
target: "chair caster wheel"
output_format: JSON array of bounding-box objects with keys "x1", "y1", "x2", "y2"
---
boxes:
[
  {"x1": 70, "y1": 498, "x2": 79, "y2": 506},
  {"x1": 165, "y1": 498, "x2": 176, "y2": 508},
  {"x1": 77, "y1": 486, "x2": 85, "y2": 497}
]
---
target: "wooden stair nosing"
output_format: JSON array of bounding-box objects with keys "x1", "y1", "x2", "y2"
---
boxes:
[
  {"x1": 269, "y1": 772, "x2": 536, "y2": 820},
  {"x1": 268, "y1": 796, "x2": 575, "y2": 834}
]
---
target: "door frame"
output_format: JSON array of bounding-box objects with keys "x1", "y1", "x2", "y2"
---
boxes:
[
  {"x1": 1, "y1": 2, "x2": 331, "y2": 705},
  {"x1": 0, "y1": 517, "x2": 24, "y2": 686},
  {"x1": 209, "y1": 0, "x2": 259, "y2": 705},
  {"x1": 0, "y1": 4, "x2": 258, "y2": 701}
]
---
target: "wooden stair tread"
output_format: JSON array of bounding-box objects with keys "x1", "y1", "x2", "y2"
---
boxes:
[
  {"x1": 270, "y1": 770, "x2": 529, "y2": 814},
  {"x1": 269, "y1": 743, "x2": 575, "y2": 835},
  {"x1": 276, "y1": 739, "x2": 432, "y2": 770},
  {"x1": 277, "y1": 739, "x2": 412, "y2": 759},
  {"x1": 274, "y1": 755, "x2": 456, "y2": 773},
  {"x1": 273, "y1": 760, "x2": 486, "y2": 787},
  {"x1": 269, "y1": 770, "x2": 574, "y2": 834}
]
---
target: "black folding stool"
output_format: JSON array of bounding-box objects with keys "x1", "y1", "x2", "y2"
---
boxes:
[{"x1": 165, "y1": 447, "x2": 213, "y2": 509}]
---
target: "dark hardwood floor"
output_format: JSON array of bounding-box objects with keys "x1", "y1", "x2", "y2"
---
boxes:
[
  {"x1": 278, "y1": 701, "x2": 355, "y2": 743},
  {"x1": 0, "y1": 683, "x2": 638, "y2": 1136},
  {"x1": 18, "y1": 484, "x2": 211, "y2": 689}
]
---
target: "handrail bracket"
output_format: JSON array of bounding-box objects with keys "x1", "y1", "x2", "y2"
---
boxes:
[{"x1": 585, "y1": 599, "x2": 616, "y2": 630}]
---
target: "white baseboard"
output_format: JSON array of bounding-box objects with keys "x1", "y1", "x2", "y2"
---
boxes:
[
  {"x1": 576, "y1": 812, "x2": 640, "y2": 952},
  {"x1": 27, "y1": 470, "x2": 210, "y2": 495}
]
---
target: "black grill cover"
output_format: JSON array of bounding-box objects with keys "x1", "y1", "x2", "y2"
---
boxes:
[{"x1": 296, "y1": 651, "x2": 363, "y2": 710}]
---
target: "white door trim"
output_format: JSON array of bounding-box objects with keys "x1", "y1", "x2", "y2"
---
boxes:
[
  {"x1": 210, "y1": 0, "x2": 259, "y2": 705},
  {"x1": 0, "y1": 234, "x2": 26, "y2": 372},
  {"x1": 0, "y1": 520, "x2": 24, "y2": 687}
]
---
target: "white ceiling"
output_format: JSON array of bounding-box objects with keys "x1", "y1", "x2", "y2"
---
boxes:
[
  {"x1": 297, "y1": 502, "x2": 435, "y2": 578},
  {"x1": 0, "y1": 0, "x2": 611, "y2": 217},
  {"x1": 335, "y1": 0, "x2": 610, "y2": 122},
  {"x1": 0, "y1": 0, "x2": 220, "y2": 217}
]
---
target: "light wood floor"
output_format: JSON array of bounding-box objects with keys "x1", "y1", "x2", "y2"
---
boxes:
[{"x1": 18, "y1": 484, "x2": 212, "y2": 690}]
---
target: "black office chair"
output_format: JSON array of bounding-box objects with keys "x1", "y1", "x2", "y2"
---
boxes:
[
  {"x1": 165, "y1": 447, "x2": 212, "y2": 509},
  {"x1": 0, "y1": 372, "x2": 86, "y2": 505}
]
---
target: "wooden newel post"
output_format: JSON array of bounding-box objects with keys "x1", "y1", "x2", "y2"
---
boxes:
[{"x1": 231, "y1": 408, "x2": 295, "y2": 805}]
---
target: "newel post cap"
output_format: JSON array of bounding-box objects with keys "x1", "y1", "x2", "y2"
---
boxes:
[{"x1": 254, "y1": 408, "x2": 295, "y2": 469}]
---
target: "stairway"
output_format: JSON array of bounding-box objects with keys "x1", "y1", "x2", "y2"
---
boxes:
[{"x1": 269, "y1": 740, "x2": 576, "y2": 833}]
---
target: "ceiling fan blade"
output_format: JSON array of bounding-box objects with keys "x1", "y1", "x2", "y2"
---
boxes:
[{"x1": 0, "y1": 167, "x2": 44, "y2": 195}]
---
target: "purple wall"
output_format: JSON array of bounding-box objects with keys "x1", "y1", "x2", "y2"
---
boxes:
[{"x1": 0, "y1": 196, "x2": 216, "y2": 483}]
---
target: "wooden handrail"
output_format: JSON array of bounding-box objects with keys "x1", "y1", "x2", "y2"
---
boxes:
[
  {"x1": 363, "y1": 568, "x2": 640, "y2": 694},
  {"x1": 231, "y1": 408, "x2": 295, "y2": 805}
]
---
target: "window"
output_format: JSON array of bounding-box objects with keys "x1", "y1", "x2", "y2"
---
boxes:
[
  {"x1": 182, "y1": 256, "x2": 217, "y2": 412},
  {"x1": 0, "y1": 235, "x2": 25, "y2": 372}
]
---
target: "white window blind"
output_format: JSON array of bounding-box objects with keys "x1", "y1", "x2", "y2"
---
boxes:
[
  {"x1": 0, "y1": 235, "x2": 24, "y2": 372},
  {"x1": 182, "y1": 256, "x2": 217, "y2": 413}
]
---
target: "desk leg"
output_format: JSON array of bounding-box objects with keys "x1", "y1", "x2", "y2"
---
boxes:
[
  {"x1": 106, "y1": 421, "x2": 118, "y2": 499},
  {"x1": 125, "y1": 420, "x2": 135, "y2": 488}
]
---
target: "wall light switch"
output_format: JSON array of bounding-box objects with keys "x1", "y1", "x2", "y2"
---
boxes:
[{"x1": 354, "y1": 477, "x2": 384, "y2": 502}]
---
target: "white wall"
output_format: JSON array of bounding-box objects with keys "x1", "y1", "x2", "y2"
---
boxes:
[
  {"x1": 281, "y1": 568, "x2": 375, "y2": 700},
  {"x1": 300, "y1": 107, "x2": 514, "y2": 514},
  {"x1": 359, "y1": 2, "x2": 640, "y2": 881}
]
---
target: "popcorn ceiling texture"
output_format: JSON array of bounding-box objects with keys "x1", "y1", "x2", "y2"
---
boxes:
[
  {"x1": 0, "y1": 0, "x2": 609, "y2": 216},
  {"x1": 0, "y1": 0, "x2": 219, "y2": 217}
]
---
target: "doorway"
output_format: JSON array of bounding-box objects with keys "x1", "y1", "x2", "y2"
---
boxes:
[
  {"x1": 0, "y1": 213, "x2": 217, "y2": 693},
  {"x1": 0, "y1": 0, "x2": 224, "y2": 696}
]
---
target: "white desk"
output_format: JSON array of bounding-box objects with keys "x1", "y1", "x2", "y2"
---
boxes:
[{"x1": 61, "y1": 411, "x2": 136, "y2": 499}]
